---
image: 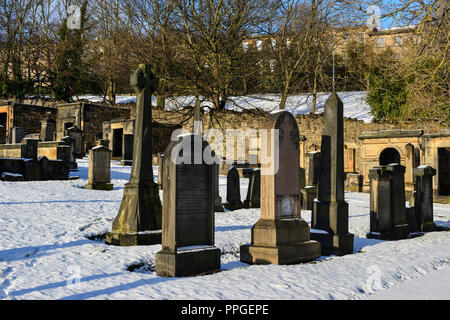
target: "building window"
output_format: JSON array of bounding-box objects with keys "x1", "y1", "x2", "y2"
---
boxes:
[
  {"x1": 394, "y1": 36, "x2": 403, "y2": 46},
  {"x1": 256, "y1": 40, "x2": 263, "y2": 52},
  {"x1": 377, "y1": 38, "x2": 385, "y2": 48},
  {"x1": 357, "y1": 32, "x2": 365, "y2": 44}
]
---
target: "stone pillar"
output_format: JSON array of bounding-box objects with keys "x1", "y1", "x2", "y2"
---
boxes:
[
  {"x1": 85, "y1": 146, "x2": 114, "y2": 191},
  {"x1": 40, "y1": 118, "x2": 56, "y2": 142},
  {"x1": 405, "y1": 143, "x2": 416, "y2": 206},
  {"x1": 367, "y1": 165, "x2": 410, "y2": 240},
  {"x1": 57, "y1": 145, "x2": 71, "y2": 176},
  {"x1": 244, "y1": 169, "x2": 261, "y2": 209},
  {"x1": 9, "y1": 127, "x2": 24, "y2": 144},
  {"x1": 414, "y1": 166, "x2": 436, "y2": 232},
  {"x1": 120, "y1": 134, "x2": 134, "y2": 166},
  {"x1": 106, "y1": 64, "x2": 162, "y2": 246},
  {"x1": 240, "y1": 111, "x2": 321, "y2": 265},
  {"x1": 157, "y1": 153, "x2": 165, "y2": 190},
  {"x1": 311, "y1": 92, "x2": 354, "y2": 256},
  {"x1": 224, "y1": 166, "x2": 244, "y2": 211},
  {"x1": 301, "y1": 151, "x2": 320, "y2": 211},
  {"x1": 155, "y1": 134, "x2": 221, "y2": 277}
]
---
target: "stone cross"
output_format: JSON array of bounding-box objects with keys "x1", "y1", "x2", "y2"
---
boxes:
[
  {"x1": 240, "y1": 111, "x2": 321, "y2": 265},
  {"x1": 155, "y1": 134, "x2": 221, "y2": 277},
  {"x1": 311, "y1": 92, "x2": 354, "y2": 256},
  {"x1": 106, "y1": 64, "x2": 162, "y2": 246},
  {"x1": 414, "y1": 165, "x2": 436, "y2": 232},
  {"x1": 85, "y1": 146, "x2": 113, "y2": 191},
  {"x1": 224, "y1": 166, "x2": 244, "y2": 211}
]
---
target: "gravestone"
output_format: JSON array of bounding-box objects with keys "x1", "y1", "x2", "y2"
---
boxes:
[
  {"x1": 97, "y1": 139, "x2": 110, "y2": 148},
  {"x1": 57, "y1": 145, "x2": 72, "y2": 176},
  {"x1": 414, "y1": 165, "x2": 436, "y2": 232},
  {"x1": 9, "y1": 127, "x2": 24, "y2": 144},
  {"x1": 299, "y1": 167, "x2": 306, "y2": 207},
  {"x1": 40, "y1": 118, "x2": 56, "y2": 142},
  {"x1": 120, "y1": 134, "x2": 134, "y2": 166},
  {"x1": 405, "y1": 143, "x2": 417, "y2": 206},
  {"x1": 23, "y1": 159, "x2": 41, "y2": 181},
  {"x1": 67, "y1": 126, "x2": 84, "y2": 159},
  {"x1": 224, "y1": 166, "x2": 244, "y2": 211},
  {"x1": 22, "y1": 138, "x2": 39, "y2": 160},
  {"x1": 367, "y1": 165, "x2": 410, "y2": 240},
  {"x1": 62, "y1": 136, "x2": 77, "y2": 170},
  {"x1": 240, "y1": 111, "x2": 321, "y2": 265},
  {"x1": 311, "y1": 92, "x2": 354, "y2": 256},
  {"x1": 105, "y1": 64, "x2": 162, "y2": 246},
  {"x1": 301, "y1": 151, "x2": 320, "y2": 210},
  {"x1": 85, "y1": 146, "x2": 113, "y2": 191},
  {"x1": 244, "y1": 169, "x2": 260, "y2": 209},
  {"x1": 214, "y1": 163, "x2": 224, "y2": 212},
  {"x1": 157, "y1": 153, "x2": 165, "y2": 190},
  {"x1": 0, "y1": 125, "x2": 6, "y2": 144},
  {"x1": 155, "y1": 134, "x2": 221, "y2": 277}
]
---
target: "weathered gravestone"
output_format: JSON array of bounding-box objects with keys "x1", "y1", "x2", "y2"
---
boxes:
[
  {"x1": 157, "y1": 152, "x2": 165, "y2": 190},
  {"x1": 62, "y1": 136, "x2": 77, "y2": 170},
  {"x1": 244, "y1": 168, "x2": 260, "y2": 209},
  {"x1": 368, "y1": 164, "x2": 410, "y2": 240},
  {"x1": 67, "y1": 126, "x2": 84, "y2": 159},
  {"x1": 120, "y1": 134, "x2": 134, "y2": 166},
  {"x1": 105, "y1": 64, "x2": 162, "y2": 246},
  {"x1": 97, "y1": 139, "x2": 110, "y2": 148},
  {"x1": 301, "y1": 151, "x2": 320, "y2": 210},
  {"x1": 414, "y1": 165, "x2": 436, "y2": 232},
  {"x1": 224, "y1": 166, "x2": 244, "y2": 211},
  {"x1": 240, "y1": 111, "x2": 321, "y2": 265},
  {"x1": 311, "y1": 92, "x2": 354, "y2": 256},
  {"x1": 85, "y1": 146, "x2": 113, "y2": 191},
  {"x1": 40, "y1": 118, "x2": 56, "y2": 142},
  {"x1": 155, "y1": 134, "x2": 221, "y2": 277},
  {"x1": 9, "y1": 127, "x2": 24, "y2": 144},
  {"x1": 22, "y1": 138, "x2": 39, "y2": 160}
]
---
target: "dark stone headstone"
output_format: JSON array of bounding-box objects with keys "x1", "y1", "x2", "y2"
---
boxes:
[
  {"x1": 120, "y1": 134, "x2": 134, "y2": 166},
  {"x1": 62, "y1": 136, "x2": 77, "y2": 170},
  {"x1": 22, "y1": 138, "x2": 39, "y2": 160},
  {"x1": 23, "y1": 159, "x2": 41, "y2": 181},
  {"x1": 240, "y1": 111, "x2": 321, "y2": 265},
  {"x1": 106, "y1": 64, "x2": 162, "y2": 246},
  {"x1": 0, "y1": 125, "x2": 6, "y2": 144},
  {"x1": 224, "y1": 166, "x2": 244, "y2": 211},
  {"x1": 306, "y1": 151, "x2": 320, "y2": 186},
  {"x1": 57, "y1": 145, "x2": 72, "y2": 176},
  {"x1": 67, "y1": 126, "x2": 85, "y2": 159},
  {"x1": 367, "y1": 164, "x2": 410, "y2": 240},
  {"x1": 157, "y1": 153, "x2": 164, "y2": 190},
  {"x1": 155, "y1": 134, "x2": 221, "y2": 277},
  {"x1": 214, "y1": 163, "x2": 224, "y2": 212},
  {"x1": 244, "y1": 169, "x2": 260, "y2": 209},
  {"x1": 311, "y1": 92, "x2": 354, "y2": 256},
  {"x1": 414, "y1": 165, "x2": 436, "y2": 232}
]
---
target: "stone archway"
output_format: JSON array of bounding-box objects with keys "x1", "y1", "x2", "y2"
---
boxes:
[{"x1": 379, "y1": 147, "x2": 401, "y2": 165}]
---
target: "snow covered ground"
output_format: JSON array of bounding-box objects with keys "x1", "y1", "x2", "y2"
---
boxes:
[
  {"x1": 77, "y1": 91, "x2": 373, "y2": 123},
  {"x1": 0, "y1": 159, "x2": 449, "y2": 300}
]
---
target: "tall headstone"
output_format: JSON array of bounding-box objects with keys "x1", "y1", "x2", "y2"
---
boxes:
[
  {"x1": 85, "y1": 146, "x2": 113, "y2": 191},
  {"x1": 414, "y1": 165, "x2": 436, "y2": 232},
  {"x1": 240, "y1": 111, "x2": 321, "y2": 265},
  {"x1": 367, "y1": 164, "x2": 410, "y2": 240},
  {"x1": 244, "y1": 169, "x2": 261, "y2": 209},
  {"x1": 67, "y1": 126, "x2": 84, "y2": 159},
  {"x1": 301, "y1": 151, "x2": 320, "y2": 210},
  {"x1": 214, "y1": 163, "x2": 225, "y2": 212},
  {"x1": 311, "y1": 92, "x2": 354, "y2": 256},
  {"x1": 57, "y1": 145, "x2": 71, "y2": 176},
  {"x1": 62, "y1": 136, "x2": 77, "y2": 170},
  {"x1": 40, "y1": 118, "x2": 56, "y2": 142},
  {"x1": 405, "y1": 143, "x2": 416, "y2": 205},
  {"x1": 9, "y1": 127, "x2": 24, "y2": 144},
  {"x1": 105, "y1": 64, "x2": 162, "y2": 246},
  {"x1": 120, "y1": 134, "x2": 134, "y2": 166},
  {"x1": 157, "y1": 153, "x2": 165, "y2": 190},
  {"x1": 155, "y1": 134, "x2": 221, "y2": 277},
  {"x1": 22, "y1": 138, "x2": 39, "y2": 160},
  {"x1": 224, "y1": 166, "x2": 244, "y2": 211}
]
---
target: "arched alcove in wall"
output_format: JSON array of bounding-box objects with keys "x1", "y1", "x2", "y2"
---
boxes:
[{"x1": 379, "y1": 147, "x2": 401, "y2": 165}]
